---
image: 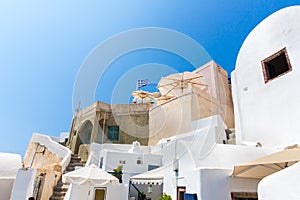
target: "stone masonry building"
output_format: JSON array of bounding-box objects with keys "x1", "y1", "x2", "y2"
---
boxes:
[{"x1": 67, "y1": 101, "x2": 150, "y2": 161}]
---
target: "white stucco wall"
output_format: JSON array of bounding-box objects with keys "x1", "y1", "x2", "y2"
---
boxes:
[
  {"x1": 64, "y1": 183, "x2": 90, "y2": 200},
  {"x1": 195, "y1": 144, "x2": 275, "y2": 168},
  {"x1": 0, "y1": 179, "x2": 15, "y2": 200},
  {"x1": 0, "y1": 153, "x2": 22, "y2": 178},
  {"x1": 258, "y1": 161, "x2": 300, "y2": 200},
  {"x1": 160, "y1": 117, "x2": 276, "y2": 199},
  {"x1": 11, "y1": 168, "x2": 37, "y2": 200},
  {"x1": 0, "y1": 152, "x2": 22, "y2": 200},
  {"x1": 64, "y1": 183, "x2": 128, "y2": 200},
  {"x1": 86, "y1": 142, "x2": 153, "y2": 166},
  {"x1": 201, "y1": 169, "x2": 259, "y2": 200},
  {"x1": 232, "y1": 6, "x2": 300, "y2": 147},
  {"x1": 162, "y1": 143, "x2": 274, "y2": 199},
  {"x1": 106, "y1": 185, "x2": 128, "y2": 200},
  {"x1": 100, "y1": 150, "x2": 162, "y2": 185},
  {"x1": 65, "y1": 184, "x2": 99, "y2": 200},
  {"x1": 161, "y1": 116, "x2": 227, "y2": 199}
]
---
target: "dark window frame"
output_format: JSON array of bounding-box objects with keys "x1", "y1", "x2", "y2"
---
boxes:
[
  {"x1": 231, "y1": 192, "x2": 258, "y2": 200},
  {"x1": 261, "y1": 47, "x2": 292, "y2": 83},
  {"x1": 107, "y1": 126, "x2": 119, "y2": 141}
]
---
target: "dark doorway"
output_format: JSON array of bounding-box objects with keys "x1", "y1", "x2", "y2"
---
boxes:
[
  {"x1": 94, "y1": 188, "x2": 106, "y2": 200},
  {"x1": 177, "y1": 187, "x2": 186, "y2": 200}
]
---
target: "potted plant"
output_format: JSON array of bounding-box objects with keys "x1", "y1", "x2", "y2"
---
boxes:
[
  {"x1": 138, "y1": 192, "x2": 146, "y2": 200},
  {"x1": 112, "y1": 165, "x2": 123, "y2": 183},
  {"x1": 159, "y1": 193, "x2": 172, "y2": 200}
]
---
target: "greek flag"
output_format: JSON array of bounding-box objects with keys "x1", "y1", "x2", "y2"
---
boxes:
[{"x1": 136, "y1": 79, "x2": 150, "y2": 89}]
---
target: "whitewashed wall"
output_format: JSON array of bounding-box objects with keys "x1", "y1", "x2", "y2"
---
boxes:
[
  {"x1": 11, "y1": 168, "x2": 37, "y2": 200},
  {"x1": 101, "y1": 150, "x2": 162, "y2": 184},
  {"x1": 160, "y1": 116, "x2": 275, "y2": 199},
  {"x1": 64, "y1": 183, "x2": 128, "y2": 200},
  {"x1": 201, "y1": 169, "x2": 259, "y2": 200},
  {"x1": 0, "y1": 153, "x2": 22, "y2": 200},
  {"x1": 86, "y1": 142, "x2": 153, "y2": 166},
  {"x1": 0, "y1": 179, "x2": 15, "y2": 200},
  {"x1": 232, "y1": 6, "x2": 300, "y2": 147},
  {"x1": 258, "y1": 161, "x2": 300, "y2": 200}
]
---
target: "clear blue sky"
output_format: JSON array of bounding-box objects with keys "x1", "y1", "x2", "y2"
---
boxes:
[{"x1": 0, "y1": 1, "x2": 299, "y2": 156}]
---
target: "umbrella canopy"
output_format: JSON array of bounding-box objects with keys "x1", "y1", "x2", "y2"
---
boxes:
[
  {"x1": 62, "y1": 164, "x2": 120, "y2": 185},
  {"x1": 232, "y1": 148, "x2": 300, "y2": 179},
  {"x1": 132, "y1": 90, "x2": 155, "y2": 102},
  {"x1": 157, "y1": 71, "x2": 207, "y2": 97},
  {"x1": 130, "y1": 167, "x2": 164, "y2": 185}
]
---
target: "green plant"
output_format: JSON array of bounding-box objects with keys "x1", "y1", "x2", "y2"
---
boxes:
[
  {"x1": 112, "y1": 165, "x2": 123, "y2": 183},
  {"x1": 138, "y1": 192, "x2": 146, "y2": 200},
  {"x1": 159, "y1": 193, "x2": 172, "y2": 200}
]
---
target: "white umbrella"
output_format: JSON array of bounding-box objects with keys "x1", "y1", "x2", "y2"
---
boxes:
[
  {"x1": 62, "y1": 164, "x2": 119, "y2": 186},
  {"x1": 132, "y1": 90, "x2": 156, "y2": 103},
  {"x1": 132, "y1": 90, "x2": 161, "y2": 104},
  {"x1": 157, "y1": 71, "x2": 207, "y2": 97}
]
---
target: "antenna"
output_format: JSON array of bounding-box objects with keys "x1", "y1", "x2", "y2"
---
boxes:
[{"x1": 75, "y1": 100, "x2": 81, "y2": 114}]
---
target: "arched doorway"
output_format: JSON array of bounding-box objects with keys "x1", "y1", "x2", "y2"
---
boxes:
[{"x1": 74, "y1": 120, "x2": 93, "y2": 154}]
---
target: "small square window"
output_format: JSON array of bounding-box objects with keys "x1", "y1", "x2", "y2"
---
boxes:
[
  {"x1": 107, "y1": 126, "x2": 119, "y2": 141},
  {"x1": 119, "y1": 160, "x2": 126, "y2": 164},
  {"x1": 261, "y1": 47, "x2": 292, "y2": 83}
]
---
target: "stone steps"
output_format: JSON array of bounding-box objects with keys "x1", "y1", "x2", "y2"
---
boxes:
[
  {"x1": 53, "y1": 185, "x2": 69, "y2": 192},
  {"x1": 69, "y1": 161, "x2": 85, "y2": 166},
  {"x1": 50, "y1": 197, "x2": 65, "y2": 200},
  {"x1": 52, "y1": 190, "x2": 67, "y2": 197},
  {"x1": 49, "y1": 154, "x2": 85, "y2": 200}
]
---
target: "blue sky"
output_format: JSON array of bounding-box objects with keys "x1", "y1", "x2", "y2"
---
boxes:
[{"x1": 0, "y1": 1, "x2": 299, "y2": 156}]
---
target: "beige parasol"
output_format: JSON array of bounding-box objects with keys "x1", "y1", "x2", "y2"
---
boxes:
[
  {"x1": 132, "y1": 90, "x2": 156, "y2": 103},
  {"x1": 157, "y1": 71, "x2": 207, "y2": 97},
  {"x1": 232, "y1": 148, "x2": 300, "y2": 179}
]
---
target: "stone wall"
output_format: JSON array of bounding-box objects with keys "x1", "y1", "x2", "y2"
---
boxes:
[
  {"x1": 68, "y1": 101, "x2": 150, "y2": 161},
  {"x1": 23, "y1": 142, "x2": 64, "y2": 200}
]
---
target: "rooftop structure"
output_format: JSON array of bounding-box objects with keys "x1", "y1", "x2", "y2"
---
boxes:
[
  {"x1": 67, "y1": 101, "x2": 151, "y2": 161},
  {"x1": 232, "y1": 5, "x2": 300, "y2": 148},
  {"x1": 149, "y1": 61, "x2": 234, "y2": 145}
]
